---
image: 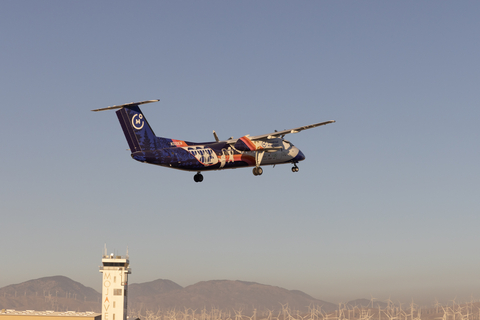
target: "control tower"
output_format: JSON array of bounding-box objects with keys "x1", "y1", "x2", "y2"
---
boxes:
[{"x1": 99, "y1": 247, "x2": 131, "y2": 320}]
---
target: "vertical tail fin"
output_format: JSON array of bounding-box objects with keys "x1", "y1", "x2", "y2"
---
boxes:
[
  {"x1": 116, "y1": 105, "x2": 157, "y2": 152},
  {"x1": 92, "y1": 100, "x2": 172, "y2": 152}
]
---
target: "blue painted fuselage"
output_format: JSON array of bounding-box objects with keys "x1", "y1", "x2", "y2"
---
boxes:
[{"x1": 116, "y1": 105, "x2": 305, "y2": 172}]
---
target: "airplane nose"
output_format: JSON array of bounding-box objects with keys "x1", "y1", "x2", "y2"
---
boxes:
[{"x1": 293, "y1": 149, "x2": 305, "y2": 162}]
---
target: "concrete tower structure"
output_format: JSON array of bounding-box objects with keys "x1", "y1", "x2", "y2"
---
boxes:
[{"x1": 99, "y1": 247, "x2": 131, "y2": 320}]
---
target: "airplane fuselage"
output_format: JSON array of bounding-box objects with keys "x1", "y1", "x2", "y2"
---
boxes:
[
  {"x1": 92, "y1": 100, "x2": 333, "y2": 182},
  {"x1": 130, "y1": 138, "x2": 305, "y2": 172}
]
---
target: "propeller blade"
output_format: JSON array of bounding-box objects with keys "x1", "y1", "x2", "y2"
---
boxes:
[{"x1": 213, "y1": 130, "x2": 220, "y2": 142}]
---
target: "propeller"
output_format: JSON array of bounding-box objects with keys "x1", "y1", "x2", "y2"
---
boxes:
[{"x1": 213, "y1": 130, "x2": 234, "y2": 142}]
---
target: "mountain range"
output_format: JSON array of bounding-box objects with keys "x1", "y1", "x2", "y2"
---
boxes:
[{"x1": 0, "y1": 276, "x2": 341, "y2": 314}]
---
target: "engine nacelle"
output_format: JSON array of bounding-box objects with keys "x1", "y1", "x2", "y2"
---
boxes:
[{"x1": 234, "y1": 136, "x2": 261, "y2": 151}]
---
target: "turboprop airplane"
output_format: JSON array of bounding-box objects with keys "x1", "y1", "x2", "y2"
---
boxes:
[{"x1": 92, "y1": 100, "x2": 335, "y2": 182}]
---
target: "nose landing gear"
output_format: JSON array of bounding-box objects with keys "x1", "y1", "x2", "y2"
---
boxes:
[
  {"x1": 291, "y1": 163, "x2": 299, "y2": 173},
  {"x1": 194, "y1": 172, "x2": 204, "y2": 182},
  {"x1": 253, "y1": 167, "x2": 263, "y2": 176}
]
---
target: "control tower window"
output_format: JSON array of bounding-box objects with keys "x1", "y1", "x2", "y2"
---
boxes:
[{"x1": 103, "y1": 262, "x2": 126, "y2": 267}]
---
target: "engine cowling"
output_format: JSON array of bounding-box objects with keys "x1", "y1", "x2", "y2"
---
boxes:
[{"x1": 234, "y1": 136, "x2": 261, "y2": 151}]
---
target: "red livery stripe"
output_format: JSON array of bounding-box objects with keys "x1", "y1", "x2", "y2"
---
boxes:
[
  {"x1": 240, "y1": 136, "x2": 259, "y2": 151},
  {"x1": 171, "y1": 139, "x2": 188, "y2": 147}
]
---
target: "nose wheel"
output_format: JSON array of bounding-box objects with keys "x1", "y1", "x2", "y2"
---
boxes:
[
  {"x1": 193, "y1": 172, "x2": 204, "y2": 182},
  {"x1": 291, "y1": 163, "x2": 299, "y2": 172},
  {"x1": 253, "y1": 167, "x2": 263, "y2": 176}
]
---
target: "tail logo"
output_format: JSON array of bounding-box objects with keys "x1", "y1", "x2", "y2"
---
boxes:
[{"x1": 132, "y1": 114, "x2": 145, "y2": 130}]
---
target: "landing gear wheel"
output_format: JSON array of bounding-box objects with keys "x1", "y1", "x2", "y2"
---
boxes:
[
  {"x1": 193, "y1": 173, "x2": 204, "y2": 182},
  {"x1": 253, "y1": 167, "x2": 263, "y2": 176},
  {"x1": 291, "y1": 164, "x2": 299, "y2": 172}
]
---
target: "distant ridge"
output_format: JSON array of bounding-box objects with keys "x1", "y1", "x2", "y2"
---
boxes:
[
  {"x1": 128, "y1": 279, "x2": 337, "y2": 314},
  {"x1": 0, "y1": 276, "x2": 100, "y2": 312},
  {"x1": 129, "y1": 279, "x2": 183, "y2": 297},
  {"x1": 1, "y1": 276, "x2": 338, "y2": 314}
]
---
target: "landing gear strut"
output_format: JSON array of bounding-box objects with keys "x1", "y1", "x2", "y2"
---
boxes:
[
  {"x1": 193, "y1": 172, "x2": 204, "y2": 182},
  {"x1": 253, "y1": 150, "x2": 265, "y2": 176},
  {"x1": 291, "y1": 163, "x2": 299, "y2": 173},
  {"x1": 253, "y1": 167, "x2": 263, "y2": 176}
]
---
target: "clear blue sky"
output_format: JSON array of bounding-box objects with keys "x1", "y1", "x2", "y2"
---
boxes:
[{"x1": 1, "y1": 1, "x2": 479, "y2": 306}]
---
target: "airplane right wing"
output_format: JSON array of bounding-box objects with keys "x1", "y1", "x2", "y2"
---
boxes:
[{"x1": 249, "y1": 120, "x2": 336, "y2": 140}]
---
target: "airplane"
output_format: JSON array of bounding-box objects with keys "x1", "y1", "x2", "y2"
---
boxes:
[{"x1": 92, "y1": 100, "x2": 335, "y2": 182}]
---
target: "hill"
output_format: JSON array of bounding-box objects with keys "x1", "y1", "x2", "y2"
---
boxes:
[
  {"x1": 128, "y1": 279, "x2": 337, "y2": 314},
  {"x1": 0, "y1": 276, "x2": 336, "y2": 314},
  {"x1": 0, "y1": 276, "x2": 100, "y2": 312}
]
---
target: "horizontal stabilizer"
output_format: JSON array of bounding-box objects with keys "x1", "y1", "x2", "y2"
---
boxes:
[{"x1": 92, "y1": 99, "x2": 159, "y2": 112}]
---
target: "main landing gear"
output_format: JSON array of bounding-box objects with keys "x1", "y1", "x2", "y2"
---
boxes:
[
  {"x1": 194, "y1": 172, "x2": 203, "y2": 183},
  {"x1": 253, "y1": 167, "x2": 263, "y2": 176},
  {"x1": 291, "y1": 163, "x2": 299, "y2": 172},
  {"x1": 253, "y1": 150, "x2": 265, "y2": 176}
]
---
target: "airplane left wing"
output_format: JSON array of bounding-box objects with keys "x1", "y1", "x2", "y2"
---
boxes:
[{"x1": 249, "y1": 120, "x2": 336, "y2": 140}]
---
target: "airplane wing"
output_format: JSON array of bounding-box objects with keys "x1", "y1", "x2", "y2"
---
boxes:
[{"x1": 249, "y1": 120, "x2": 335, "y2": 140}]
